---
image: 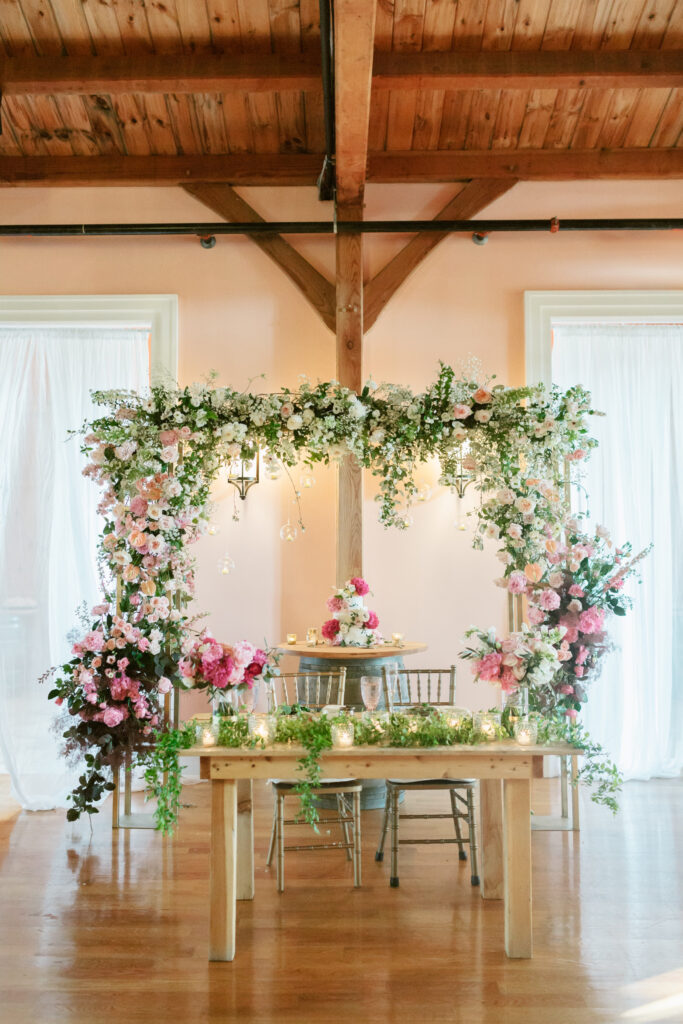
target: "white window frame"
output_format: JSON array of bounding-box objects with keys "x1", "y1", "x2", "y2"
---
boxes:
[
  {"x1": 0, "y1": 294, "x2": 178, "y2": 384},
  {"x1": 525, "y1": 290, "x2": 683, "y2": 388}
]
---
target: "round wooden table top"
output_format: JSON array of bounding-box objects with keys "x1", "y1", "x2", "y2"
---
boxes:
[{"x1": 276, "y1": 641, "x2": 427, "y2": 659}]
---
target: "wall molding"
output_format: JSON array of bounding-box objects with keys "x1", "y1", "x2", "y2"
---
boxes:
[
  {"x1": 524, "y1": 289, "x2": 683, "y2": 388},
  {"x1": 0, "y1": 294, "x2": 178, "y2": 384}
]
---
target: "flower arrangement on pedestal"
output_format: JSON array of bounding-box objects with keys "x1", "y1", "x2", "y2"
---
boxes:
[
  {"x1": 178, "y1": 633, "x2": 271, "y2": 702},
  {"x1": 321, "y1": 577, "x2": 381, "y2": 647}
]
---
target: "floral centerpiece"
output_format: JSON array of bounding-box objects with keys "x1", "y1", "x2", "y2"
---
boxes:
[
  {"x1": 461, "y1": 623, "x2": 567, "y2": 703},
  {"x1": 178, "y1": 632, "x2": 271, "y2": 708},
  {"x1": 321, "y1": 577, "x2": 381, "y2": 647}
]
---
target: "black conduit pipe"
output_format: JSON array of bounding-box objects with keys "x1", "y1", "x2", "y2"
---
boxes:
[
  {"x1": 0, "y1": 218, "x2": 681, "y2": 238},
  {"x1": 317, "y1": 0, "x2": 336, "y2": 201}
]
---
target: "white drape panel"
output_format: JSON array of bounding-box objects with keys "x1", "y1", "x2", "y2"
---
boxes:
[
  {"x1": 0, "y1": 328, "x2": 149, "y2": 809},
  {"x1": 553, "y1": 324, "x2": 683, "y2": 779}
]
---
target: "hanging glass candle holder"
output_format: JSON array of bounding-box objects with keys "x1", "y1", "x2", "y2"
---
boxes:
[
  {"x1": 280, "y1": 520, "x2": 298, "y2": 542},
  {"x1": 299, "y1": 471, "x2": 316, "y2": 490},
  {"x1": 217, "y1": 554, "x2": 236, "y2": 575},
  {"x1": 416, "y1": 485, "x2": 432, "y2": 503}
]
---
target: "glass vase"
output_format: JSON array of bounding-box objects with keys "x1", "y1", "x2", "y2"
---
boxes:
[
  {"x1": 502, "y1": 684, "x2": 529, "y2": 717},
  {"x1": 212, "y1": 683, "x2": 259, "y2": 717}
]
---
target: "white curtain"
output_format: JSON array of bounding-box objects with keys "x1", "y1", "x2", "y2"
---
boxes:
[
  {"x1": 0, "y1": 327, "x2": 149, "y2": 809},
  {"x1": 553, "y1": 324, "x2": 683, "y2": 779}
]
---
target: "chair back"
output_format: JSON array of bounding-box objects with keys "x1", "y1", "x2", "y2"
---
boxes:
[
  {"x1": 269, "y1": 668, "x2": 347, "y2": 710},
  {"x1": 381, "y1": 666, "x2": 456, "y2": 709}
]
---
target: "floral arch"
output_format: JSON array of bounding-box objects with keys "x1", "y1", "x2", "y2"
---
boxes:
[{"x1": 48, "y1": 363, "x2": 643, "y2": 821}]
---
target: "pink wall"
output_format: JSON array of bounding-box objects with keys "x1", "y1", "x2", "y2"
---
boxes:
[{"x1": 2, "y1": 180, "x2": 682, "y2": 709}]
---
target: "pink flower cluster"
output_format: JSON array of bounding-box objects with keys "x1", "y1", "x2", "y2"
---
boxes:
[{"x1": 179, "y1": 633, "x2": 268, "y2": 692}]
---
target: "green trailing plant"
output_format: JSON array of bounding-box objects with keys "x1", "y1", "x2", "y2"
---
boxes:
[{"x1": 142, "y1": 722, "x2": 197, "y2": 835}]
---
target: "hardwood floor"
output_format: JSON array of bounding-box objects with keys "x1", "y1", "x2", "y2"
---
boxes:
[{"x1": 0, "y1": 775, "x2": 681, "y2": 1024}]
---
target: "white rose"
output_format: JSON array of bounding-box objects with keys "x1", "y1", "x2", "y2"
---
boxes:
[
  {"x1": 496, "y1": 488, "x2": 515, "y2": 505},
  {"x1": 507, "y1": 524, "x2": 523, "y2": 540},
  {"x1": 161, "y1": 445, "x2": 179, "y2": 463},
  {"x1": 453, "y1": 426, "x2": 468, "y2": 442},
  {"x1": 474, "y1": 410, "x2": 492, "y2": 423},
  {"x1": 250, "y1": 411, "x2": 266, "y2": 427},
  {"x1": 548, "y1": 571, "x2": 564, "y2": 588},
  {"x1": 370, "y1": 428, "x2": 385, "y2": 444},
  {"x1": 515, "y1": 497, "x2": 535, "y2": 514},
  {"x1": 349, "y1": 398, "x2": 368, "y2": 420},
  {"x1": 568, "y1": 599, "x2": 582, "y2": 613},
  {"x1": 280, "y1": 402, "x2": 295, "y2": 419},
  {"x1": 485, "y1": 524, "x2": 500, "y2": 540},
  {"x1": 302, "y1": 408, "x2": 315, "y2": 424},
  {"x1": 286, "y1": 414, "x2": 303, "y2": 431}
]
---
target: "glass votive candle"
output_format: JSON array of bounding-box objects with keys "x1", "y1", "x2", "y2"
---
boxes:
[
  {"x1": 474, "y1": 711, "x2": 502, "y2": 739},
  {"x1": 514, "y1": 718, "x2": 538, "y2": 746},
  {"x1": 391, "y1": 632, "x2": 404, "y2": 647},
  {"x1": 200, "y1": 720, "x2": 219, "y2": 747},
  {"x1": 331, "y1": 722, "x2": 354, "y2": 748},
  {"x1": 306, "y1": 627, "x2": 318, "y2": 647},
  {"x1": 248, "y1": 714, "x2": 277, "y2": 744},
  {"x1": 286, "y1": 632, "x2": 297, "y2": 644},
  {"x1": 444, "y1": 707, "x2": 471, "y2": 729}
]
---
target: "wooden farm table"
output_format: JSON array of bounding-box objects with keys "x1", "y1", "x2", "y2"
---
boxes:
[{"x1": 186, "y1": 742, "x2": 581, "y2": 963}]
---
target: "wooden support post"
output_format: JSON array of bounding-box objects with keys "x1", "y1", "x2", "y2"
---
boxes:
[
  {"x1": 209, "y1": 778, "x2": 237, "y2": 961},
  {"x1": 503, "y1": 778, "x2": 533, "y2": 958},
  {"x1": 480, "y1": 779, "x2": 504, "y2": 900},
  {"x1": 236, "y1": 779, "x2": 255, "y2": 900},
  {"x1": 336, "y1": 201, "x2": 364, "y2": 584}
]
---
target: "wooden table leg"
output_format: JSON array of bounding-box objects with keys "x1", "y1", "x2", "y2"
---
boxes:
[
  {"x1": 236, "y1": 779, "x2": 254, "y2": 901},
  {"x1": 503, "y1": 778, "x2": 532, "y2": 959},
  {"x1": 209, "y1": 778, "x2": 237, "y2": 962},
  {"x1": 479, "y1": 779, "x2": 503, "y2": 900},
  {"x1": 571, "y1": 755, "x2": 581, "y2": 831}
]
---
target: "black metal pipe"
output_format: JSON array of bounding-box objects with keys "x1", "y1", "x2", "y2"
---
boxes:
[
  {"x1": 1, "y1": 218, "x2": 681, "y2": 237},
  {"x1": 317, "y1": 0, "x2": 335, "y2": 201}
]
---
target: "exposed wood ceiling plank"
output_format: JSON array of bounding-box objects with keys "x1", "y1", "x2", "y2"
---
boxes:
[
  {"x1": 372, "y1": 49, "x2": 683, "y2": 89},
  {"x1": 183, "y1": 182, "x2": 336, "y2": 331},
  {"x1": 334, "y1": 0, "x2": 378, "y2": 205},
  {"x1": 0, "y1": 53, "x2": 322, "y2": 94},
  {"x1": 364, "y1": 178, "x2": 516, "y2": 331},
  {"x1": 1, "y1": 148, "x2": 682, "y2": 186}
]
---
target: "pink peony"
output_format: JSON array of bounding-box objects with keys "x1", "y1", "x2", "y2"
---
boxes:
[
  {"x1": 538, "y1": 589, "x2": 561, "y2": 611},
  {"x1": 232, "y1": 640, "x2": 256, "y2": 670},
  {"x1": 366, "y1": 610, "x2": 379, "y2": 630},
  {"x1": 159, "y1": 429, "x2": 179, "y2": 447},
  {"x1": 527, "y1": 606, "x2": 546, "y2": 625},
  {"x1": 350, "y1": 577, "x2": 370, "y2": 596},
  {"x1": 326, "y1": 595, "x2": 345, "y2": 613},
  {"x1": 83, "y1": 630, "x2": 105, "y2": 652},
  {"x1": 574, "y1": 666, "x2": 585, "y2": 677},
  {"x1": 500, "y1": 667, "x2": 517, "y2": 692},
  {"x1": 130, "y1": 496, "x2": 148, "y2": 517},
  {"x1": 476, "y1": 651, "x2": 502, "y2": 681},
  {"x1": 578, "y1": 606, "x2": 605, "y2": 635},
  {"x1": 91, "y1": 604, "x2": 109, "y2": 616},
  {"x1": 507, "y1": 571, "x2": 527, "y2": 594},
  {"x1": 321, "y1": 618, "x2": 341, "y2": 641},
  {"x1": 102, "y1": 706, "x2": 126, "y2": 728},
  {"x1": 568, "y1": 584, "x2": 585, "y2": 598}
]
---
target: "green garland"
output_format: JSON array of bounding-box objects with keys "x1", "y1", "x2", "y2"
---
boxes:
[{"x1": 143, "y1": 707, "x2": 622, "y2": 834}]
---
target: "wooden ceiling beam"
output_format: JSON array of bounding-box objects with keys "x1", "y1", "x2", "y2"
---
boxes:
[
  {"x1": 364, "y1": 179, "x2": 517, "y2": 331},
  {"x1": 1, "y1": 149, "x2": 681, "y2": 187},
  {"x1": 0, "y1": 54, "x2": 321, "y2": 96},
  {"x1": 183, "y1": 183, "x2": 336, "y2": 331},
  {"x1": 367, "y1": 148, "x2": 683, "y2": 182},
  {"x1": 334, "y1": 0, "x2": 377, "y2": 205},
  {"x1": 0, "y1": 155, "x2": 321, "y2": 186},
  {"x1": 373, "y1": 50, "x2": 683, "y2": 91}
]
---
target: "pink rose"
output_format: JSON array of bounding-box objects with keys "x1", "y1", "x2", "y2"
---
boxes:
[
  {"x1": 567, "y1": 449, "x2": 586, "y2": 461},
  {"x1": 158, "y1": 676, "x2": 172, "y2": 694},
  {"x1": 453, "y1": 404, "x2": 473, "y2": 420},
  {"x1": 472, "y1": 388, "x2": 492, "y2": 404},
  {"x1": 574, "y1": 666, "x2": 585, "y2": 678},
  {"x1": 159, "y1": 429, "x2": 179, "y2": 447},
  {"x1": 130, "y1": 496, "x2": 148, "y2": 517},
  {"x1": 350, "y1": 577, "x2": 370, "y2": 596},
  {"x1": 321, "y1": 619, "x2": 341, "y2": 641},
  {"x1": 578, "y1": 606, "x2": 605, "y2": 635},
  {"x1": 557, "y1": 684, "x2": 574, "y2": 695},
  {"x1": 366, "y1": 611, "x2": 379, "y2": 630},
  {"x1": 91, "y1": 604, "x2": 109, "y2": 616},
  {"x1": 568, "y1": 585, "x2": 584, "y2": 598}
]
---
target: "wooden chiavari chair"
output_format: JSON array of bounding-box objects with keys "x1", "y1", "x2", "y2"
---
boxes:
[
  {"x1": 265, "y1": 669, "x2": 362, "y2": 891},
  {"x1": 375, "y1": 665, "x2": 479, "y2": 888}
]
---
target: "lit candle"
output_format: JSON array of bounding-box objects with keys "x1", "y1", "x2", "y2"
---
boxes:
[
  {"x1": 248, "y1": 715, "x2": 277, "y2": 744},
  {"x1": 391, "y1": 632, "x2": 404, "y2": 647},
  {"x1": 474, "y1": 711, "x2": 501, "y2": 739},
  {"x1": 306, "y1": 627, "x2": 318, "y2": 647},
  {"x1": 286, "y1": 632, "x2": 297, "y2": 645},
  {"x1": 331, "y1": 723, "x2": 354, "y2": 748},
  {"x1": 201, "y1": 726, "x2": 217, "y2": 747},
  {"x1": 514, "y1": 718, "x2": 538, "y2": 746}
]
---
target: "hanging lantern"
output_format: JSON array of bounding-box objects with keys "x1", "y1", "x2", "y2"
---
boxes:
[
  {"x1": 227, "y1": 450, "x2": 260, "y2": 500},
  {"x1": 217, "y1": 554, "x2": 236, "y2": 575},
  {"x1": 280, "y1": 520, "x2": 298, "y2": 542}
]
